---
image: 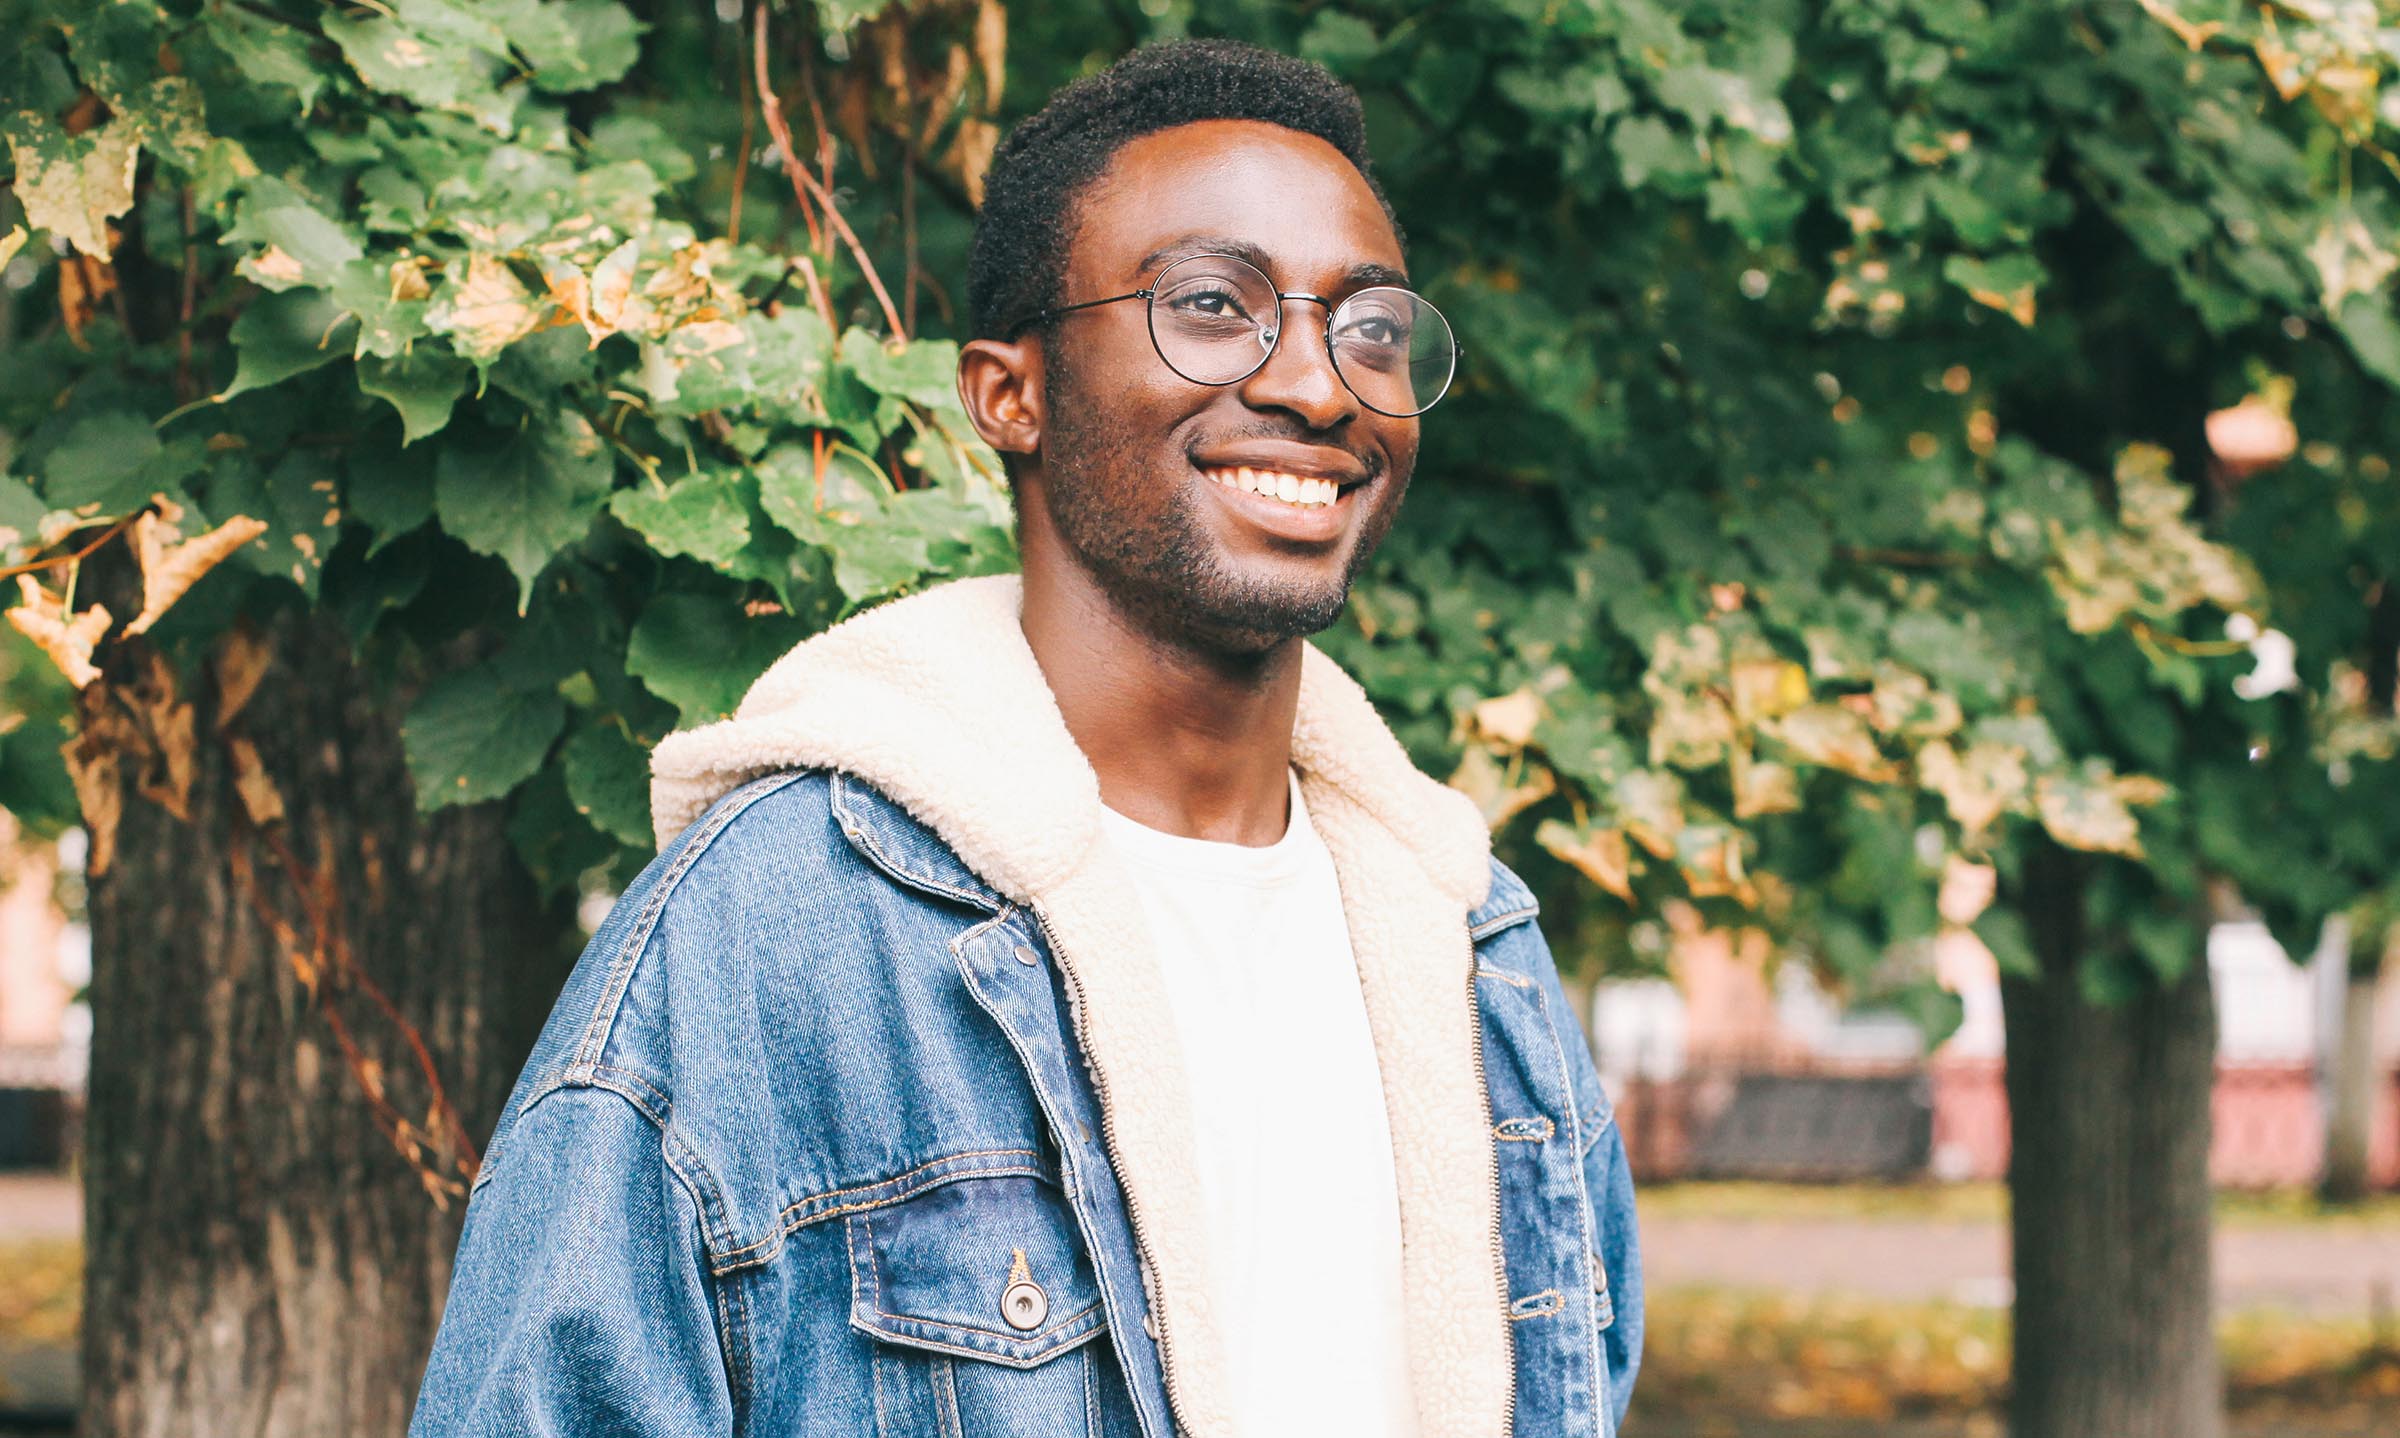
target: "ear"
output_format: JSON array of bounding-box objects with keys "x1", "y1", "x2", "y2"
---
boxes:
[{"x1": 957, "y1": 338, "x2": 1045, "y2": 458}]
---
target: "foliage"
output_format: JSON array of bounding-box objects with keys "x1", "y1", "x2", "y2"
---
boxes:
[
  {"x1": 0, "y1": 0, "x2": 1012, "y2": 895},
  {"x1": 5, "y1": 0, "x2": 2400, "y2": 1027}
]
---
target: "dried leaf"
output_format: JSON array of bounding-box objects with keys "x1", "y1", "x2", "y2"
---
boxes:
[
  {"x1": 5, "y1": 114, "x2": 139, "y2": 260},
  {"x1": 428, "y1": 254, "x2": 546, "y2": 360},
  {"x1": 973, "y1": 0, "x2": 1007, "y2": 114},
  {"x1": 1918, "y1": 738, "x2": 2029, "y2": 837},
  {"x1": 0, "y1": 225, "x2": 25, "y2": 271},
  {"x1": 1447, "y1": 744, "x2": 1556, "y2": 830},
  {"x1": 1537, "y1": 817, "x2": 1635, "y2": 902},
  {"x1": 1762, "y1": 703, "x2": 1901, "y2": 782},
  {"x1": 123, "y1": 651, "x2": 198, "y2": 822},
  {"x1": 1730, "y1": 657, "x2": 1809, "y2": 724},
  {"x1": 946, "y1": 117, "x2": 999, "y2": 209},
  {"x1": 1732, "y1": 750, "x2": 1802, "y2": 818},
  {"x1": 228, "y1": 737, "x2": 286, "y2": 828},
  {"x1": 61, "y1": 723, "x2": 123, "y2": 876},
  {"x1": 56, "y1": 251, "x2": 116, "y2": 349},
  {"x1": 1466, "y1": 688, "x2": 1543, "y2": 750},
  {"x1": 124, "y1": 511, "x2": 270, "y2": 636},
  {"x1": 6, "y1": 575, "x2": 112, "y2": 688},
  {"x1": 214, "y1": 623, "x2": 272, "y2": 723}
]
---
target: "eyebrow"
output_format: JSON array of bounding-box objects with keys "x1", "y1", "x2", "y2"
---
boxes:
[{"x1": 1131, "y1": 234, "x2": 1413, "y2": 293}]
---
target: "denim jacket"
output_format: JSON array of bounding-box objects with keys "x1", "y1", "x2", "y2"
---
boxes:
[{"x1": 409, "y1": 576, "x2": 1642, "y2": 1438}]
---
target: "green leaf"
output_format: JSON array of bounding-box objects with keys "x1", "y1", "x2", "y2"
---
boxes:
[
  {"x1": 607, "y1": 470, "x2": 752, "y2": 568},
  {"x1": 357, "y1": 349, "x2": 471, "y2": 443},
  {"x1": 38, "y1": 411, "x2": 195, "y2": 515},
  {"x1": 221, "y1": 290, "x2": 352, "y2": 400},
  {"x1": 208, "y1": 450, "x2": 344, "y2": 600},
  {"x1": 345, "y1": 439, "x2": 437, "y2": 554},
  {"x1": 224, "y1": 181, "x2": 365, "y2": 291},
  {"x1": 507, "y1": 763, "x2": 619, "y2": 895},
  {"x1": 433, "y1": 411, "x2": 616, "y2": 610},
  {"x1": 204, "y1": 4, "x2": 324, "y2": 117},
  {"x1": 840, "y1": 330, "x2": 959, "y2": 409},
  {"x1": 323, "y1": 1, "x2": 512, "y2": 121},
  {"x1": 561, "y1": 718, "x2": 651, "y2": 848},
  {"x1": 625, "y1": 589, "x2": 807, "y2": 726},
  {"x1": 2333, "y1": 295, "x2": 2400, "y2": 388},
  {"x1": 496, "y1": 0, "x2": 645, "y2": 93},
  {"x1": 403, "y1": 662, "x2": 566, "y2": 812}
]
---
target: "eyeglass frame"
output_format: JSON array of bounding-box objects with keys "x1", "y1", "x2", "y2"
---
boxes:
[{"x1": 1000, "y1": 251, "x2": 1463, "y2": 417}]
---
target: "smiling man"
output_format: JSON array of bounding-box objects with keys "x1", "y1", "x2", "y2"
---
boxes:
[{"x1": 408, "y1": 38, "x2": 1640, "y2": 1438}]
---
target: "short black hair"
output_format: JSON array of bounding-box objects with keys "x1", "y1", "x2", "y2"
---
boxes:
[{"x1": 967, "y1": 38, "x2": 1396, "y2": 342}]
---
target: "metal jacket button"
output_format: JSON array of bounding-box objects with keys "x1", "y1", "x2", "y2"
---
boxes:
[
  {"x1": 1001, "y1": 1279, "x2": 1048, "y2": 1330},
  {"x1": 1012, "y1": 943, "x2": 1040, "y2": 966}
]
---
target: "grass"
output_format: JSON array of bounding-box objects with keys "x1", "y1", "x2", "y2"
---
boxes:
[
  {"x1": 1638, "y1": 1286, "x2": 2400, "y2": 1423},
  {"x1": 0, "y1": 1239, "x2": 77, "y2": 1349},
  {"x1": 1636, "y1": 1181, "x2": 2400, "y2": 1229}
]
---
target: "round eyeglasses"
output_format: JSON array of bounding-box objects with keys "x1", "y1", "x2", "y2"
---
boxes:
[{"x1": 1006, "y1": 253, "x2": 1460, "y2": 418}]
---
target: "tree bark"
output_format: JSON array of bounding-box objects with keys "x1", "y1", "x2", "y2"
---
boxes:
[
  {"x1": 76, "y1": 608, "x2": 577, "y2": 1437},
  {"x1": 2320, "y1": 929, "x2": 2386, "y2": 1205},
  {"x1": 2001, "y1": 843, "x2": 2221, "y2": 1438}
]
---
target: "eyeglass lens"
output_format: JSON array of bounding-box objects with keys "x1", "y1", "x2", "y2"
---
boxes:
[{"x1": 1145, "y1": 254, "x2": 1455, "y2": 417}]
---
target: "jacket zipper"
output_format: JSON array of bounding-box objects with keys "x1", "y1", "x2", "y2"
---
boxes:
[
  {"x1": 1467, "y1": 955, "x2": 1520, "y2": 1436},
  {"x1": 1032, "y1": 902, "x2": 1188, "y2": 1438}
]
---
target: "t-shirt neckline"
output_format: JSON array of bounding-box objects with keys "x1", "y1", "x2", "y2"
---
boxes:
[{"x1": 1098, "y1": 766, "x2": 1318, "y2": 883}]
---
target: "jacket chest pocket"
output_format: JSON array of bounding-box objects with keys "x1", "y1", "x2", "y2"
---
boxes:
[{"x1": 846, "y1": 1173, "x2": 1118, "y2": 1437}]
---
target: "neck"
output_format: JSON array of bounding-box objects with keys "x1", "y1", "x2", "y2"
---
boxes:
[{"x1": 1020, "y1": 555, "x2": 1300, "y2": 847}]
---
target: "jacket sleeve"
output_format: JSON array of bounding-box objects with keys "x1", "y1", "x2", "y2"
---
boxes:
[
  {"x1": 407, "y1": 1083, "x2": 739, "y2": 1437},
  {"x1": 1532, "y1": 938, "x2": 1646, "y2": 1431}
]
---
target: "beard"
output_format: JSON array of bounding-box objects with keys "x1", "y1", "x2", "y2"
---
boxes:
[{"x1": 1033, "y1": 355, "x2": 1405, "y2": 657}]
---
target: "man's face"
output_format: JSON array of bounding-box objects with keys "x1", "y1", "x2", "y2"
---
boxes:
[{"x1": 1027, "y1": 120, "x2": 1419, "y2": 654}]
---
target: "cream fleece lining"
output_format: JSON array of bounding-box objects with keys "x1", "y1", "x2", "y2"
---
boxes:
[{"x1": 650, "y1": 575, "x2": 1512, "y2": 1438}]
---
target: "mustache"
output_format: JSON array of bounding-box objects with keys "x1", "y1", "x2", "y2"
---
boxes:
[{"x1": 1187, "y1": 428, "x2": 1387, "y2": 481}]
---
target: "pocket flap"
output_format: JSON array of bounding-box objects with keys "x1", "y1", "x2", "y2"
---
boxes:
[{"x1": 846, "y1": 1174, "x2": 1108, "y2": 1367}]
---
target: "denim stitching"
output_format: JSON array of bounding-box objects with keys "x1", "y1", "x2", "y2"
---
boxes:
[
  {"x1": 710, "y1": 1152, "x2": 1050, "y2": 1275},
  {"x1": 949, "y1": 916, "x2": 1158, "y2": 1409},
  {"x1": 1474, "y1": 963, "x2": 1534, "y2": 989},
  {"x1": 934, "y1": 1357, "x2": 962, "y2": 1438},
  {"x1": 1509, "y1": 1288, "x2": 1564, "y2": 1320},
  {"x1": 575, "y1": 771, "x2": 811, "y2": 1068},
  {"x1": 1084, "y1": 1344, "x2": 1100, "y2": 1438},
  {"x1": 831, "y1": 771, "x2": 1004, "y2": 912},
  {"x1": 1496, "y1": 1115, "x2": 1555, "y2": 1142},
  {"x1": 1469, "y1": 905, "x2": 1540, "y2": 941},
  {"x1": 853, "y1": 1206, "x2": 1104, "y2": 1363}
]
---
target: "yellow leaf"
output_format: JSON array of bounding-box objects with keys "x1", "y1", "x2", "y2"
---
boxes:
[
  {"x1": 1466, "y1": 688, "x2": 1543, "y2": 750},
  {"x1": 1762, "y1": 703, "x2": 1900, "y2": 782},
  {"x1": 124, "y1": 511, "x2": 270, "y2": 636},
  {"x1": 5, "y1": 116, "x2": 139, "y2": 261},
  {"x1": 973, "y1": 0, "x2": 1007, "y2": 114},
  {"x1": 228, "y1": 737, "x2": 285, "y2": 828},
  {"x1": 0, "y1": 225, "x2": 25, "y2": 271},
  {"x1": 1536, "y1": 817, "x2": 1634, "y2": 902},
  {"x1": 1447, "y1": 744, "x2": 1556, "y2": 830},
  {"x1": 429, "y1": 254, "x2": 546, "y2": 359},
  {"x1": 1730, "y1": 657, "x2": 1810, "y2": 723},
  {"x1": 1732, "y1": 750, "x2": 1802, "y2": 818},
  {"x1": 1919, "y1": 738, "x2": 2030, "y2": 837},
  {"x1": 6, "y1": 575, "x2": 112, "y2": 688}
]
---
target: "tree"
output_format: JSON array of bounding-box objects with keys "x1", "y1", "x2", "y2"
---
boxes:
[
  {"x1": 1, "y1": 0, "x2": 1009, "y2": 1429},
  {"x1": 6, "y1": 2, "x2": 2400, "y2": 1435}
]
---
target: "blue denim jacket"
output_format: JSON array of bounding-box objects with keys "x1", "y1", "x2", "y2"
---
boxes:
[{"x1": 408, "y1": 577, "x2": 1642, "y2": 1438}]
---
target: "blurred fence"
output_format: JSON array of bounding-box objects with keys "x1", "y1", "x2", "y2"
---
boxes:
[{"x1": 1613, "y1": 1049, "x2": 2400, "y2": 1190}]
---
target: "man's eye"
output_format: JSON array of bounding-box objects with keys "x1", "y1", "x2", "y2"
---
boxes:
[
  {"x1": 1339, "y1": 316, "x2": 1408, "y2": 346},
  {"x1": 1168, "y1": 286, "x2": 1249, "y2": 319}
]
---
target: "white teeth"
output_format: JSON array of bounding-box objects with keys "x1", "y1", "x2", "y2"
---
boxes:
[{"x1": 1202, "y1": 466, "x2": 1342, "y2": 508}]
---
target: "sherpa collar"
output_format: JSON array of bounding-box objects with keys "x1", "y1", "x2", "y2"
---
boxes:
[{"x1": 650, "y1": 573, "x2": 1513, "y2": 1438}]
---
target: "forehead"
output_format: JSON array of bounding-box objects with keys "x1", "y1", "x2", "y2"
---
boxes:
[{"x1": 1067, "y1": 119, "x2": 1403, "y2": 291}]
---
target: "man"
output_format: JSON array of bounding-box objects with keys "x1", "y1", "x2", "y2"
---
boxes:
[{"x1": 410, "y1": 38, "x2": 1641, "y2": 1438}]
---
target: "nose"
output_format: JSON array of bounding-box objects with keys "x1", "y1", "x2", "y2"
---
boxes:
[{"x1": 1236, "y1": 298, "x2": 1357, "y2": 432}]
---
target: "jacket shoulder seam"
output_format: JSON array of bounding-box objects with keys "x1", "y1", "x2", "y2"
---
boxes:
[{"x1": 572, "y1": 770, "x2": 816, "y2": 1069}]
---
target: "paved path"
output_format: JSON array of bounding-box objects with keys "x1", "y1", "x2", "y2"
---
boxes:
[
  {"x1": 0, "y1": 1177, "x2": 76, "y2": 1243},
  {"x1": 1639, "y1": 1210, "x2": 2400, "y2": 1317}
]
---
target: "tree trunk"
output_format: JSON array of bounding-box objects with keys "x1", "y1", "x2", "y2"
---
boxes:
[
  {"x1": 77, "y1": 608, "x2": 577, "y2": 1437},
  {"x1": 2001, "y1": 844, "x2": 2221, "y2": 1438},
  {"x1": 2320, "y1": 930, "x2": 2386, "y2": 1205}
]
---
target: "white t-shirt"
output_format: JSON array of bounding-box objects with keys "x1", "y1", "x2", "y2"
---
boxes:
[{"x1": 1099, "y1": 767, "x2": 1419, "y2": 1438}]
